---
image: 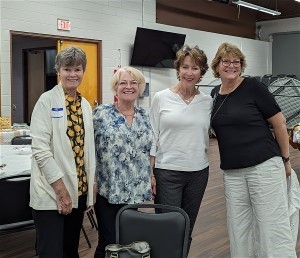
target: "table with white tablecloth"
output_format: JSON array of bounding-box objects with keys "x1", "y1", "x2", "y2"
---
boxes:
[
  {"x1": 0, "y1": 129, "x2": 30, "y2": 145},
  {"x1": 0, "y1": 145, "x2": 32, "y2": 179}
]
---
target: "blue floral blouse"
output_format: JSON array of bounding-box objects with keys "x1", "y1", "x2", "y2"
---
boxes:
[{"x1": 93, "y1": 104, "x2": 152, "y2": 204}]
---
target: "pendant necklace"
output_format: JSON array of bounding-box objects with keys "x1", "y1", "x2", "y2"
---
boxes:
[
  {"x1": 209, "y1": 78, "x2": 242, "y2": 137},
  {"x1": 209, "y1": 91, "x2": 230, "y2": 137},
  {"x1": 211, "y1": 92, "x2": 230, "y2": 122},
  {"x1": 177, "y1": 86, "x2": 197, "y2": 104}
]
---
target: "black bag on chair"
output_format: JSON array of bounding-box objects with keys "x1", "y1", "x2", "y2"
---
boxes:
[{"x1": 105, "y1": 241, "x2": 151, "y2": 258}]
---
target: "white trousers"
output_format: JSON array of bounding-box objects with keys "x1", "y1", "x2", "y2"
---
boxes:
[{"x1": 224, "y1": 156, "x2": 296, "y2": 258}]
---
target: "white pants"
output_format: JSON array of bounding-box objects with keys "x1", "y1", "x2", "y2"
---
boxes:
[
  {"x1": 287, "y1": 169, "x2": 300, "y2": 247},
  {"x1": 224, "y1": 156, "x2": 296, "y2": 258}
]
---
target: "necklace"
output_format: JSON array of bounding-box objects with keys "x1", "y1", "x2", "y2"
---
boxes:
[
  {"x1": 176, "y1": 86, "x2": 197, "y2": 104},
  {"x1": 210, "y1": 78, "x2": 244, "y2": 136},
  {"x1": 211, "y1": 93, "x2": 230, "y2": 122},
  {"x1": 120, "y1": 112, "x2": 134, "y2": 117},
  {"x1": 219, "y1": 77, "x2": 242, "y2": 95},
  {"x1": 118, "y1": 109, "x2": 135, "y2": 117},
  {"x1": 211, "y1": 77, "x2": 243, "y2": 121},
  {"x1": 209, "y1": 89, "x2": 230, "y2": 137},
  {"x1": 116, "y1": 105, "x2": 135, "y2": 117}
]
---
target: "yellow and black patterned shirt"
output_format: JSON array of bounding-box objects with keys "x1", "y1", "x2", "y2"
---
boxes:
[{"x1": 65, "y1": 92, "x2": 88, "y2": 196}]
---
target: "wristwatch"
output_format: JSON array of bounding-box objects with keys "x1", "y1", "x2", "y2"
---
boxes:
[{"x1": 282, "y1": 156, "x2": 290, "y2": 163}]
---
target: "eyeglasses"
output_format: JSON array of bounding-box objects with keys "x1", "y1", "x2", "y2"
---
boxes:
[
  {"x1": 221, "y1": 60, "x2": 241, "y2": 68},
  {"x1": 118, "y1": 80, "x2": 139, "y2": 87}
]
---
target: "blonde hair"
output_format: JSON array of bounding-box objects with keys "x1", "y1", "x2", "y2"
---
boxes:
[
  {"x1": 110, "y1": 66, "x2": 146, "y2": 96},
  {"x1": 211, "y1": 42, "x2": 247, "y2": 78}
]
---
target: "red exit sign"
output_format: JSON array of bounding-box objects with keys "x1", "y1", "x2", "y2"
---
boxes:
[{"x1": 57, "y1": 19, "x2": 71, "y2": 31}]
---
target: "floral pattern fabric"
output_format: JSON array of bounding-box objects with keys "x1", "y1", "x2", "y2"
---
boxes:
[
  {"x1": 93, "y1": 104, "x2": 152, "y2": 204},
  {"x1": 65, "y1": 92, "x2": 88, "y2": 196}
]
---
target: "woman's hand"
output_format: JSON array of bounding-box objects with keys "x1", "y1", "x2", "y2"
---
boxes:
[
  {"x1": 151, "y1": 175, "x2": 156, "y2": 199},
  {"x1": 85, "y1": 183, "x2": 98, "y2": 212},
  {"x1": 93, "y1": 183, "x2": 97, "y2": 205},
  {"x1": 284, "y1": 161, "x2": 292, "y2": 177},
  {"x1": 268, "y1": 113, "x2": 291, "y2": 178},
  {"x1": 150, "y1": 156, "x2": 156, "y2": 199},
  {"x1": 51, "y1": 179, "x2": 72, "y2": 215}
]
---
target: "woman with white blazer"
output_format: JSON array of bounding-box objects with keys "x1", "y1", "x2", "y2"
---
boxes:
[{"x1": 30, "y1": 46, "x2": 96, "y2": 258}]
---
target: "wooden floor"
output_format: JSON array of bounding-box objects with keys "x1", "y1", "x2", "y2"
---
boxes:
[{"x1": 0, "y1": 138, "x2": 299, "y2": 258}]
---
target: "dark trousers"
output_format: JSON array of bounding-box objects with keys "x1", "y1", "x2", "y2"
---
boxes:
[
  {"x1": 94, "y1": 194, "x2": 126, "y2": 258},
  {"x1": 154, "y1": 167, "x2": 209, "y2": 252},
  {"x1": 32, "y1": 194, "x2": 87, "y2": 258}
]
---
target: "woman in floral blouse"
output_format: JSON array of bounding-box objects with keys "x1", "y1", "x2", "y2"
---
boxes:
[{"x1": 93, "y1": 66, "x2": 152, "y2": 258}]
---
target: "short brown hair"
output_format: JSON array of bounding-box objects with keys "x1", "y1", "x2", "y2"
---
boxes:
[{"x1": 174, "y1": 45, "x2": 209, "y2": 79}]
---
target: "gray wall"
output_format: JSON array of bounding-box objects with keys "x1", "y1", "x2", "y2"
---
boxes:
[{"x1": 272, "y1": 32, "x2": 300, "y2": 79}]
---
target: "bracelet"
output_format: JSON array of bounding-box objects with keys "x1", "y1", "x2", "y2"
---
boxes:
[{"x1": 282, "y1": 156, "x2": 290, "y2": 163}]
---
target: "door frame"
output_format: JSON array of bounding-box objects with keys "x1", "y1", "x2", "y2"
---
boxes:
[{"x1": 10, "y1": 31, "x2": 102, "y2": 123}]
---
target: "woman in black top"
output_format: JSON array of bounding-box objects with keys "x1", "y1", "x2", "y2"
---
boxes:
[{"x1": 210, "y1": 42, "x2": 296, "y2": 257}]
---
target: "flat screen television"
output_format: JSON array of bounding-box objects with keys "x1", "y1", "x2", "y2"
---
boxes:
[{"x1": 130, "y1": 27, "x2": 186, "y2": 68}]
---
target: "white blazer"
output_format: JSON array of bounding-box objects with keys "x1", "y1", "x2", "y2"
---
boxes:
[{"x1": 30, "y1": 84, "x2": 96, "y2": 210}]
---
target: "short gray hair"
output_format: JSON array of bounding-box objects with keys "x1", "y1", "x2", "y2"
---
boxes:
[{"x1": 55, "y1": 46, "x2": 87, "y2": 72}]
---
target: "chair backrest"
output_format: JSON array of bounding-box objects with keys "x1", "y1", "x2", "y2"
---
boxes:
[
  {"x1": 270, "y1": 76, "x2": 278, "y2": 85},
  {"x1": 261, "y1": 74, "x2": 273, "y2": 87},
  {"x1": 116, "y1": 204, "x2": 190, "y2": 258},
  {"x1": 287, "y1": 74, "x2": 297, "y2": 79},
  {"x1": 0, "y1": 176, "x2": 34, "y2": 234},
  {"x1": 11, "y1": 135, "x2": 32, "y2": 145},
  {"x1": 277, "y1": 73, "x2": 287, "y2": 78},
  {"x1": 253, "y1": 76, "x2": 261, "y2": 82}
]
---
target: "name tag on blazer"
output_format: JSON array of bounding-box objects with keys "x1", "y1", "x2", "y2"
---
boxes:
[{"x1": 51, "y1": 107, "x2": 63, "y2": 118}]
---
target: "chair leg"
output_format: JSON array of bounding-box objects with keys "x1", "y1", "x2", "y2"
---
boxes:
[
  {"x1": 87, "y1": 211, "x2": 95, "y2": 228},
  {"x1": 81, "y1": 225, "x2": 91, "y2": 248},
  {"x1": 87, "y1": 210, "x2": 98, "y2": 230}
]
